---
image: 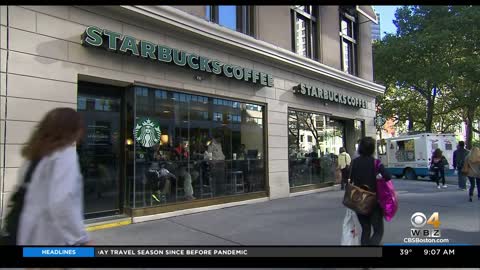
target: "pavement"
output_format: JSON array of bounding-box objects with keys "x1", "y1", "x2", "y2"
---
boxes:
[
  {"x1": 91, "y1": 176, "x2": 480, "y2": 246},
  {"x1": 6, "y1": 177, "x2": 474, "y2": 270},
  {"x1": 74, "y1": 176, "x2": 480, "y2": 269}
]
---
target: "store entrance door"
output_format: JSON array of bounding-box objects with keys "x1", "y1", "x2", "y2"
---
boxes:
[
  {"x1": 77, "y1": 82, "x2": 125, "y2": 219},
  {"x1": 326, "y1": 118, "x2": 346, "y2": 155}
]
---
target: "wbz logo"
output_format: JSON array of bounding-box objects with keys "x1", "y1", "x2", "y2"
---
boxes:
[{"x1": 410, "y1": 212, "x2": 441, "y2": 238}]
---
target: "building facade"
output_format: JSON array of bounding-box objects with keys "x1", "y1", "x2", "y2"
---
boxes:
[{"x1": 0, "y1": 5, "x2": 384, "y2": 223}]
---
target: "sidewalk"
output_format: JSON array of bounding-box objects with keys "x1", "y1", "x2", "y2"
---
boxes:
[{"x1": 91, "y1": 177, "x2": 480, "y2": 246}]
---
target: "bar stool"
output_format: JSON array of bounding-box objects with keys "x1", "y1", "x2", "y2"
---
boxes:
[
  {"x1": 201, "y1": 180, "x2": 213, "y2": 198},
  {"x1": 176, "y1": 177, "x2": 185, "y2": 200},
  {"x1": 232, "y1": 170, "x2": 244, "y2": 193}
]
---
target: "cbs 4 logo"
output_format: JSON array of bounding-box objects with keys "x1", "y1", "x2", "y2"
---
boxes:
[{"x1": 410, "y1": 212, "x2": 441, "y2": 237}]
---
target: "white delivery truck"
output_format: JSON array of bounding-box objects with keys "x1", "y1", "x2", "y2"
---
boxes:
[{"x1": 378, "y1": 133, "x2": 457, "y2": 180}]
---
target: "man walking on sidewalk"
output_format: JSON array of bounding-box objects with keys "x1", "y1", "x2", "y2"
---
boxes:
[{"x1": 453, "y1": 141, "x2": 469, "y2": 190}]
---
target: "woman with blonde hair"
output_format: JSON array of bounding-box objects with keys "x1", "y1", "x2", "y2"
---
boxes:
[
  {"x1": 462, "y1": 147, "x2": 480, "y2": 202},
  {"x1": 8, "y1": 107, "x2": 91, "y2": 245}
]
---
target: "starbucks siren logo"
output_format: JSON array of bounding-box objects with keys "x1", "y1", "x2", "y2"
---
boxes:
[{"x1": 134, "y1": 118, "x2": 161, "y2": 147}]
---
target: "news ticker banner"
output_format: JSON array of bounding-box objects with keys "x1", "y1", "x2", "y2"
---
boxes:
[
  {"x1": 23, "y1": 246, "x2": 382, "y2": 258},
  {"x1": 0, "y1": 246, "x2": 475, "y2": 268}
]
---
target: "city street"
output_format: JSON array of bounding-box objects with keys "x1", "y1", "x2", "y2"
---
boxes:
[
  {"x1": 5, "y1": 177, "x2": 479, "y2": 270},
  {"x1": 91, "y1": 177, "x2": 480, "y2": 246}
]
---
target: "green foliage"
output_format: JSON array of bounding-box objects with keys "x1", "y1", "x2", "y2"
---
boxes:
[{"x1": 374, "y1": 5, "x2": 480, "y2": 141}]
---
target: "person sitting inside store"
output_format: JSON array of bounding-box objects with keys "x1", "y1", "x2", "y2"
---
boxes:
[
  {"x1": 174, "y1": 139, "x2": 189, "y2": 160},
  {"x1": 146, "y1": 161, "x2": 176, "y2": 203},
  {"x1": 237, "y1": 144, "x2": 247, "y2": 160},
  {"x1": 172, "y1": 139, "x2": 195, "y2": 200}
]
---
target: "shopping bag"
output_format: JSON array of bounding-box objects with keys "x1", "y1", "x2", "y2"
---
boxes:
[
  {"x1": 340, "y1": 209, "x2": 360, "y2": 245},
  {"x1": 375, "y1": 159, "x2": 398, "y2": 222}
]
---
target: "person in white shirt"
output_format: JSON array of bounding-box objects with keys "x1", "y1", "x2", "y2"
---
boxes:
[
  {"x1": 338, "y1": 147, "x2": 352, "y2": 190},
  {"x1": 16, "y1": 108, "x2": 91, "y2": 245}
]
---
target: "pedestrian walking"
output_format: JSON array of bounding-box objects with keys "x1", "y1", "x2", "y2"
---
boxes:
[
  {"x1": 349, "y1": 137, "x2": 392, "y2": 246},
  {"x1": 338, "y1": 147, "x2": 351, "y2": 190},
  {"x1": 12, "y1": 108, "x2": 91, "y2": 245},
  {"x1": 430, "y1": 149, "x2": 448, "y2": 189},
  {"x1": 462, "y1": 147, "x2": 480, "y2": 202},
  {"x1": 453, "y1": 141, "x2": 469, "y2": 190}
]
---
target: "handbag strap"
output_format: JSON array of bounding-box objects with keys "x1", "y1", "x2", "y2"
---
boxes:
[
  {"x1": 21, "y1": 159, "x2": 41, "y2": 187},
  {"x1": 348, "y1": 158, "x2": 355, "y2": 184},
  {"x1": 374, "y1": 158, "x2": 380, "y2": 175}
]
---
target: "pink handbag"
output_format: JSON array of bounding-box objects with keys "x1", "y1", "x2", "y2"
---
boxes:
[{"x1": 375, "y1": 159, "x2": 398, "y2": 222}]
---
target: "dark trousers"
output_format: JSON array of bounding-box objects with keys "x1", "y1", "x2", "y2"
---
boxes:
[
  {"x1": 458, "y1": 172, "x2": 467, "y2": 189},
  {"x1": 340, "y1": 168, "x2": 349, "y2": 189},
  {"x1": 434, "y1": 169, "x2": 445, "y2": 186},
  {"x1": 468, "y1": 177, "x2": 480, "y2": 198},
  {"x1": 357, "y1": 204, "x2": 384, "y2": 246}
]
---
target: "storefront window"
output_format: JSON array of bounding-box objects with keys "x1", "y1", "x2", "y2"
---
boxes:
[
  {"x1": 77, "y1": 82, "x2": 123, "y2": 218},
  {"x1": 288, "y1": 109, "x2": 338, "y2": 187},
  {"x1": 353, "y1": 119, "x2": 365, "y2": 152},
  {"x1": 131, "y1": 86, "x2": 266, "y2": 208},
  {"x1": 325, "y1": 119, "x2": 345, "y2": 155}
]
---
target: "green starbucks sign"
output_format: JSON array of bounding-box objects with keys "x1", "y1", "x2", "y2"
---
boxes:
[
  {"x1": 81, "y1": 26, "x2": 274, "y2": 87},
  {"x1": 134, "y1": 118, "x2": 161, "y2": 148},
  {"x1": 293, "y1": 83, "x2": 368, "y2": 109}
]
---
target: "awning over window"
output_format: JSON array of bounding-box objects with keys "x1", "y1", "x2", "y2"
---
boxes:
[{"x1": 356, "y1": 6, "x2": 378, "y2": 24}]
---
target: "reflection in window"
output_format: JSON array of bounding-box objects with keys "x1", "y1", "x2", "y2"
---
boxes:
[
  {"x1": 354, "y1": 120, "x2": 365, "y2": 146},
  {"x1": 206, "y1": 5, "x2": 253, "y2": 36},
  {"x1": 218, "y1": 6, "x2": 237, "y2": 31},
  {"x1": 78, "y1": 97, "x2": 87, "y2": 110},
  {"x1": 246, "y1": 104, "x2": 263, "y2": 112},
  {"x1": 295, "y1": 16, "x2": 308, "y2": 57},
  {"x1": 205, "y1": 6, "x2": 211, "y2": 21},
  {"x1": 228, "y1": 114, "x2": 241, "y2": 123},
  {"x1": 291, "y1": 6, "x2": 318, "y2": 60},
  {"x1": 131, "y1": 86, "x2": 266, "y2": 208},
  {"x1": 340, "y1": 7, "x2": 357, "y2": 75},
  {"x1": 155, "y1": 90, "x2": 167, "y2": 99},
  {"x1": 91, "y1": 98, "x2": 115, "y2": 112},
  {"x1": 214, "y1": 112, "x2": 223, "y2": 121},
  {"x1": 288, "y1": 109, "x2": 342, "y2": 187}
]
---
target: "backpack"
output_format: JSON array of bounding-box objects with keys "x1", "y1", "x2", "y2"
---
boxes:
[{"x1": 0, "y1": 159, "x2": 40, "y2": 245}]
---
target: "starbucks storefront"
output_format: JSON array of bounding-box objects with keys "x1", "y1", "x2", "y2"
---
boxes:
[
  {"x1": 126, "y1": 86, "x2": 267, "y2": 216},
  {"x1": 1, "y1": 6, "x2": 384, "y2": 224},
  {"x1": 77, "y1": 83, "x2": 268, "y2": 219}
]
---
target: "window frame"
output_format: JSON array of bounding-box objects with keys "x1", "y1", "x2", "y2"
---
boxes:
[
  {"x1": 339, "y1": 7, "x2": 358, "y2": 76},
  {"x1": 206, "y1": 5, "x2": 255, "y2": 36},
  {"x1": 291, "y1": 5, "x2": 318, "y2": 60}
]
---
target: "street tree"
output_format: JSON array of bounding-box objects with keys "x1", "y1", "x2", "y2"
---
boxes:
[
  {"x1": 444, "y1": 6, "x2": 480, "y2": 148},
  {"x1": 374, "y1": 6, "x2": 454, "y2": 133},
  {"x1": 376, "y1": 84, "x2": 426, "y2": 133}
]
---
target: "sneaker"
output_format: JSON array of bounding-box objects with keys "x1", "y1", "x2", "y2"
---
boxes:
[
  {"x1": 442, "y1": 185, "x2": 448, "y2": 188},
  {"x1": 152, "y1": 194, "x2": 160, "y2": 202},
  {"x1": 437, "y1": 185, "x2": 441, "y2": 189}
]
